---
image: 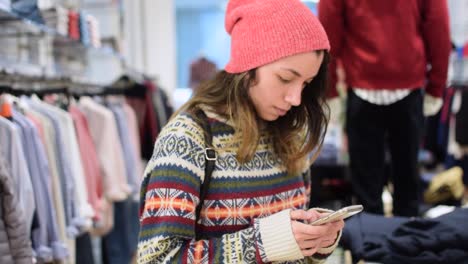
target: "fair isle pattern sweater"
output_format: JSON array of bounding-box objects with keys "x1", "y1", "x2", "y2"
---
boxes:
[{"x1": 138, "y1": 108, "x2": 339, "y2": 263}]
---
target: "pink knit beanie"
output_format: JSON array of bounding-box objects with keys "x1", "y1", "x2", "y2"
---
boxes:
[{"x1": 224, "y1": 0, "x2": 330, "y2": 73}]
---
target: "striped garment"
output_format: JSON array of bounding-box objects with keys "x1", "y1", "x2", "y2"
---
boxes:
[{"x1": 138, "y1": 107, "x2": 340, "y2": 263}]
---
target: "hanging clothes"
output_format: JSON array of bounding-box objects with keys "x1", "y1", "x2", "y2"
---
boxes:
[
  {"x1": 1, "y1": 84, "x2": 151, "y2": 264},
  {"x1": 23, "y1": 106, "x2": 70, "y2": 261},
  {"x1": 121, "y1": 102, "x2": 144, "y2": 180},
  {"x1": 0, "y1": 151, "x2": 34, "y2": 264},
  {"x1": 12, "y1": 109, "x2": 59, "y2": 262},
  {"x1": 101, "y1": 198, "x2": 139, "y2": 264},
  {"x1": 121, "y1": 79, "x2": 173, "y2": 164},
  {"x1": 107, "y1": 101, "x2": 140, "y2": 196},
  {"x1": 152, "y1": 85, "x2": 173, "y2": 131},
  {"x1": 28, "y1": 97, "x2": 92, "y2": 239},
  {"x1": 78, "y1": 97, "x2": 131, "y2": 237},
  {"x1": 78, "y1": 97, "x2": 131, "y2": 202},
  {"x1": 69, "y1": 105, "x2": 104, "y2": 221},
  {"x1": 0, "y1": 116, "x2": 36, "y2": 238}
]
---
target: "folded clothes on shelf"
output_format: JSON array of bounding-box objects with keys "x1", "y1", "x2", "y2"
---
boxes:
[{"x1": 11, "y1": 0, "x2": 44, "y2": 23}]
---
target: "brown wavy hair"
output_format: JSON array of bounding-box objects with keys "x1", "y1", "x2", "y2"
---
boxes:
[{"x1": 174, "y1": 51, "x2": 330, "y2": 174}]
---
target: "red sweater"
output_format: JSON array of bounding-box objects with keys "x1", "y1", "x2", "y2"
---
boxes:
[{"x1": 318, "y1": 0, "x2": 451, "y2": 98}]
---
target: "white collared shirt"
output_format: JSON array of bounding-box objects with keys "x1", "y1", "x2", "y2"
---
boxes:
[{"x1": 353, "y1": 88, "x2": 411, "y2": 105}]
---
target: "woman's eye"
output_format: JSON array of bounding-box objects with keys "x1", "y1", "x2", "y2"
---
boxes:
[{"x1": 278, "y1": 76, "x2": 291, "y2": 83}]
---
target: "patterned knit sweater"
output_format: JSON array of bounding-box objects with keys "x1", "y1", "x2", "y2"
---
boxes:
[{"x1": 138, "y1": 108, "x2": 340, "y2": 263}]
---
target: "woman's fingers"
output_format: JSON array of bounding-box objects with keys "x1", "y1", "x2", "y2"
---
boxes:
[
  {"x1": 299, "y1": 238, "x2": 322, "y2": 249},
  {"x1": 318, "y1": 234, "x2": 338, "y2": 247},
  {"x1": 295, "y1": 218, "x2": 344, "y2": 238},
  {"x1": 317, "y1": 220, "x2": 344, "y2": 247},
  {"x1": 290, "y1": 209, "x2": 316, "y2": 221},
  {"x1": 290, "y1": 209, "x2": 346, "y2": 256},
  {"x1": 298, "y1": 238, "x2": 322, "y2": 257},
  {"x1": 290, "y1": 209, "x2": 325, "y2": 222},
  {"x1": 292, "y1": 220, "x2": 329, "y2": 239},
  {"x1": 328, "y1": 219, "x2": 345, "y2": 233}
]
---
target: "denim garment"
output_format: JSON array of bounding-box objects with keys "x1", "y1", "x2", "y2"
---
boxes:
[{"x1": 102, "y1": 199, "x2": 139, "y2": 264}]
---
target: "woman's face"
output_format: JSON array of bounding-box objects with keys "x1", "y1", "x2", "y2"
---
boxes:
[{"x1": 248, "y1": 51, "x2": 324, "y2": 121}]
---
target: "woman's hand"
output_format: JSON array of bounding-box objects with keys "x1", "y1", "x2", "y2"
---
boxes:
[{"x1": 290, "y1": 210, "x2": 344, "y2": 257}]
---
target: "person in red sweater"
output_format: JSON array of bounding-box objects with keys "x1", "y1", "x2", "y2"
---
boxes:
[{"x1": 318, "y1": 0, "x2": 451, "y2": 216}]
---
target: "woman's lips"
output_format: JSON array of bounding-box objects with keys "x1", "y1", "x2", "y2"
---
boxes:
[{"x1": 275, "y1": 107, "x2": 288, "y2": 116}]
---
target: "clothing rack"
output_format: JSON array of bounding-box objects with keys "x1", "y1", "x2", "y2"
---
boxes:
[{"x1": 0, "y1": 71, "x2": 147, "y2": 98}]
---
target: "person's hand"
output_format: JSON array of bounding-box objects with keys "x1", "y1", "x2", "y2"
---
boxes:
[
  {"x1": 423, "y1": 94, "x2": 443, "y2": 116},
  {"x1": 326, "y1": 96, "x2": 342, "y2": 123},
  {"x1": 290, "y1": 210, "x2": 344, "y2": 257}
]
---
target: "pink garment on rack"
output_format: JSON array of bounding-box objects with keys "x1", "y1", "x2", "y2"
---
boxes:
[
  {"x1": 69, "y1": 106, "x2": 103, "y2": 221},
  {"x1": 78, "y1": 97, "x2": 131, "y2": 202},
  {"x1": 26, "y1": 113, "x2": 46, "y2": 148}
]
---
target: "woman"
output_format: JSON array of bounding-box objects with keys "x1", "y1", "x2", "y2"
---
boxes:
[{"x1": 138, "y1": 0, "x2": 344, "y2": 263}]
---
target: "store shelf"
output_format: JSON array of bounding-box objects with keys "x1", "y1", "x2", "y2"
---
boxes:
[
  {"x1": 0, "y1": 5, "x2": 122, "y2": 60},
  {"x1": 0, "y1": 58, "x2": 44, "y2": 76}
]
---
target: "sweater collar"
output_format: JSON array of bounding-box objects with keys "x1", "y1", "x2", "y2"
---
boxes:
[{"x1": 198, "y1": 104, "x2": 235, "y2": 127}]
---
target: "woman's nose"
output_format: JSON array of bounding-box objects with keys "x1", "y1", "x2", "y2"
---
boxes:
[{"x1": 284, "y1": 85, "x2": 302, "y2": 106}]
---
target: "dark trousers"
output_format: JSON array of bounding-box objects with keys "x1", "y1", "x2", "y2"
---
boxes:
[
  {"x1": 76, "y1": 233, "x2": 95, "y2": 264},
  {"x1": 346, "y1": 89, "x2": 424, "y2": 216},
  {"x1": 102, "y1": 198, "x2": 140, "y2": 264}
]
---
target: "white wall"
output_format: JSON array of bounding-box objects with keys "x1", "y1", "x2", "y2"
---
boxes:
[
  {"x1": 142, "y1": 0, "x2": 177, "y2": 93},
  {"x1": 123, "y1": 0, "x2": 177, "y2": 95},
  {"x1": 122, "y1": 0, "x2": 144, "y2": 73}
]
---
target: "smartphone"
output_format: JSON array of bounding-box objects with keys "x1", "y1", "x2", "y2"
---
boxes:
[{"x1": 309, "y1": 205, "x2": 363, "y2": 226}]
